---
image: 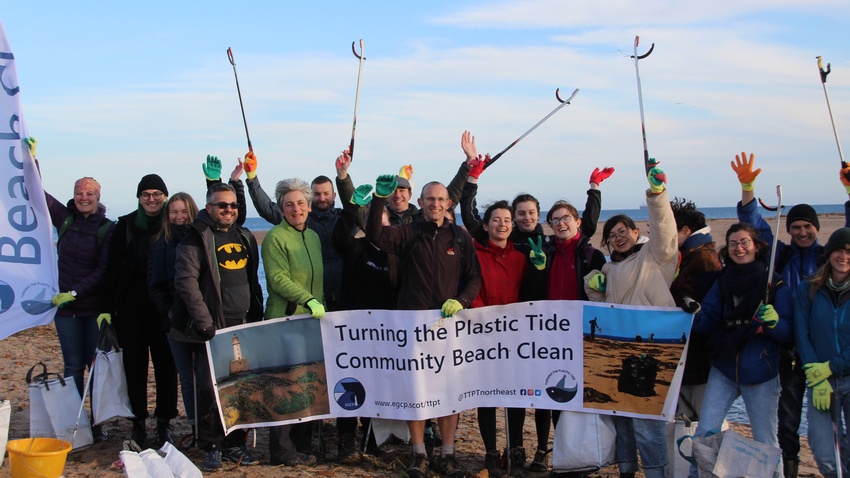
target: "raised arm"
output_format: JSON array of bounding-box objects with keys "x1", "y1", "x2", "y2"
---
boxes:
[
  {"x1": 582, "y1": 167, "x2": 613, "y2": 238},
  {"x1": 243, "y1": 151, "x2": 283, "y2": 226}
]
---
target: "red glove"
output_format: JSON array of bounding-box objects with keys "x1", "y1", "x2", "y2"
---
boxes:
[
  {"x1": 590, "y1": 167, "x2": 614, "y2": 185},
  {"x1": 468, "y1": 155, "x2": 491, "y2": 179},
  {"x1": 243, "y1": 151, "x2": 258, "y2": 179}
]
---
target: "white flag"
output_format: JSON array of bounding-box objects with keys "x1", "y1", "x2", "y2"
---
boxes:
[{"x1": 0, "y1": 20, "x2": 59, "y2": 339}]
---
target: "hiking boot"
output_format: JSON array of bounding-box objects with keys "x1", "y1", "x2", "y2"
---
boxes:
[
  {"x1": 529, "y1": 448, "x2": 549, "y2": 472},
  {"x1": 437, "y1": 453, "x2": 468, "y2": 478},
  {"x1": 337, "y1": 433, "x2": 362, "y2": 465},
  {"x1": 130, "y1": 419, "x2": 147, "y2": 447},
  {"x1": 153, "y1": 418, "x2": 173, "y2": 448},
  {"x1": 505, "y1": 446, "x2": 527, "y2": 475},
  {"x1": 407, "y1": 453, "x2": 430, "y2": 478},
  {"x1": 485, "y1": 449, "x2": 505, "y2": 477},
  {"x1": 424, "y1": 426, "x2": 437, "y2": 460},
  {"x1": 92, "y1": 424, "x2": 109, "y2": 444},
  {"x1": 222, "y1": 444, "x2": 259, "y2": 465},
  {"x1": 282, "y1": 451, "x2": 317, "y2": 467},
  {"x1": 201, "y1": 450, "x2": 222, "y2": 472}
]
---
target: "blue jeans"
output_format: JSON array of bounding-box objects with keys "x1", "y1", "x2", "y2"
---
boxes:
[
  {"x1": 690, "y1": 367, "x2": 782, "y2": 478},
  {"x1": 615, "y1": 416, "x2": 668, "y2": 478},
  {"x1": 807, "y1": 375, "x2": 850, "y2": 478},
  {"x1": 168, "y1": 336, "x2": 197, "y2": 425},
  {"x1": 54, "y1": 315, "x2": 99, "y2": 398}
]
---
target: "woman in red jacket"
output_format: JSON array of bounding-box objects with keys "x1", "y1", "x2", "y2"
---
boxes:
[{"x1": 470, "y1": 200, "x2": 534, "y2": 477}]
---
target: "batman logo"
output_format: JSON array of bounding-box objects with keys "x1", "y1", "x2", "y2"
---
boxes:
[{"x1": 217, "y1": 243, "x2": 248, "y2": 270}]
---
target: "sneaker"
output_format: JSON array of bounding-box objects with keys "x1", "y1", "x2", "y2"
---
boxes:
[
  {"x1": 437, "y1": 453, "x2": 468, "y2": 478},
  {"x1": 283, "y1": 451, "x2": 317, "y2": 467},
  {"x1": 91, "y1": 424, "x2": 109, "y2": 444},
  {"x1": 485, "y1": 450, "x2": 505, "y2": 477},
  {"x1": 222, "y1": 445, "x2": 260, "y2": 466},
  {"x1": 337, "y1": 433, "x2": 362, "y2": 465},
  {"x1": 407, "y1": 452, "x2": 430, "y2": 478},
  {"x1": 529, "y1": 449, "x2": 549, "y2": 472},
  {"x1": 202, "y1": 450, "x2": 222, "y2": 472}
]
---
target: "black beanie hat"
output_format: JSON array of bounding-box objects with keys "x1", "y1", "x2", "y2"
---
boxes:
[
  {"x1": 825, "y1": 228, "x2": 850, "y2": 257},
  {"x1": 136, "y1": 174, "x2": 168, "y2": 197},
  {"x1": 785, "y1": 204, "x2": 819, "y2": 232}
]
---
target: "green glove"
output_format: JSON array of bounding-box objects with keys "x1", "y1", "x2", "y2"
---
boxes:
[
  {"x1": 374, "y1": 174, "x2": 398, "y2": 198},
  {"x1": 202, "y1": 155, "x2": 222, "y2": 181},
  {"x1": 804, "y1": 362, "x2": 832, "y2": 385},
  {"x1": 527, "y1": 237, "x2": 546, "y2": 271},
  {"x1": 306, "y1": 299, "x2": 325, "y2": 319},
  {"x1": 811, "y1": 379, "x2": 833, "y2": 412},
  {"x1": 52, "y1": 292, "x2": 76, "y2": 308},
  {"x1": 647, "y1": 165, "x2": 666, "y2": 193},
  {"x1": 351, "y1": 184, "x2": 374, "y2": 206},
  {"x1": 96, "y1": 313, "x2": 112, "y2": 328},
  {"x1": 588, "y1": 273, "x2": 606, "y2": 292},
  {"x1": 24, "y1": 137, "x2": 37, "y2": 157},
  {"x1": 441, "y1": 299, "x2": 463, "y2": 318},
  {"x1": 757, "y1": 304, "x2": 778, "y2": 329}
]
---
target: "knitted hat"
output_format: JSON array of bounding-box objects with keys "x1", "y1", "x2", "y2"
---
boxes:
[
  {"x1": 786, "y1": 204, "x2": 819, "y2": 232},
  {"x1": 825, "y1": 227, "x2": 850, "y2": 257},
  {"x1": 74, "y1": 177, "x2": 101, "y2": 200},
  {"x1": 136, "y1": 174, "x2": 168, "y2": 197}
]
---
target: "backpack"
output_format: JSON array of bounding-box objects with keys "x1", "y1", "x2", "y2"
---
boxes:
[{"x1": 57, "y1": 215, "x2": 114, "y2": 247}]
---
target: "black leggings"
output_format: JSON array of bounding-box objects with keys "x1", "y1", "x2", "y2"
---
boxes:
[
  {"x1": 477, "y1": 407, "x2": 525, "y2": 451},
  {"x1": 534, "y1": 409, "x2": 561, "y2": 451}
]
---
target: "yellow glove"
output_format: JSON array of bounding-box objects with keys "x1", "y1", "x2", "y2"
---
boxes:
[
  {"x1": 96, "y1": 313, "x2": 112, "y2": 328},
  {"x1": 730, "y1": 151, "x2": 761, "y2": 191},
  {"x1": 588, "y1": 273, "x2": 606, "y2": 292},
  {"x1": 804, "y1": 362, "x2": 832, "y2": 385},
  {"x1": 24, "y1": 137, "x2": 37, "y2": 157},
  {"x1": 441, "y1": 299, "x2": 463, "y2": 318},
  {"x1": 811, "y1": 379, "x2": 833, "y2": 412},
  {"x1": 840, "y1": 164, "x2": 850, "y2": 194},
  {"x1": 756, "y1": 304, "x2": 778, "y2": 329},
  {"x1": 51, "y1": 291, "x2": 76, "y2": 308},
  {"x1": 306, "y1": 299, "x2": 325, "y2": 319},
  {"x1": 527, "y1": 237, "x2": 546, "y2": 271}
]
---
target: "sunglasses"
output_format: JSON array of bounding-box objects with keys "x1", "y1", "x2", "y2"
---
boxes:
[{"x1": 210, "y1": 202, "x2": 239, "y2": 210}]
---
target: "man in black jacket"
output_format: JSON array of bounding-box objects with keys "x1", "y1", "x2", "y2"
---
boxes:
[{"x1": 172, "y1": 183, "x2": 265, "y2": 472}]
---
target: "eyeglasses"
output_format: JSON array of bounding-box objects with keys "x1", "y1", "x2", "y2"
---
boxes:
[
  {"x1": 210, "y1": 202, "x2": 239, "y2": 210},
  {"x1": 140, "y1": 191, "x2": 163, "y2": 200},
  {"x1": 550, "y1": 215, "x2": 574, "y2": 226},
  {"x1": 607, "y1": 228, "x2": 633, "y2": 242},
  {"x1": 727, "y1": 238, "x2": 752, "y2": 250}
]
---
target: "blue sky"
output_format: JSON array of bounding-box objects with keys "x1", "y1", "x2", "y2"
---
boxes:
[{"x1": 3, "y1": 1, "x2": 850, "y2": 216}]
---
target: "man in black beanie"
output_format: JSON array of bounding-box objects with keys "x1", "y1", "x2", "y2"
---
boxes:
[{"x1": 730, "y1": 152, "x2": 849, "y2": 478}]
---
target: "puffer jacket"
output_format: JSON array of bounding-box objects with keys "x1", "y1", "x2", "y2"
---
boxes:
[
  {"x1": 694, "y1": 268, "x2": 793, "y2": 385},
  {"x1": 262, "y1": 218, "x2": 324, "y2": 319},
  {"x1": 584, "y1": 189, "x2": 678, "y2": 307},
  {"x1": 45, "y1": 192, "x2": 114, "y2": 317},
  {"x1": 794, "y1": 279, "x2": 850, "y2": 375}
]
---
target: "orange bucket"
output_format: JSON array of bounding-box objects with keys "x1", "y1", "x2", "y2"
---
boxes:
[{"x1": 6, "y1": 438, "x2": 71, "y2": 478}]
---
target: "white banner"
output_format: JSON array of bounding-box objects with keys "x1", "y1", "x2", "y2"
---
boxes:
[
  {"x1": 207, "y1": 300, "x2": 692, "y2": 434},
  {"x1": 0, "y1": 21, "x2": 58, "y2": 340}
]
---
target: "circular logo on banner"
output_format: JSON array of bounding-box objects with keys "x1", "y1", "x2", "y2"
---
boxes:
[
  {"x1": 20, "y1": 283, "x2": 55, "y2": 315},
  {"x1": 0, "y1": 280, "x2": 15, "y2": 314},
  {"x1": 545, "y1": 369, "x2": 578, "y2": 403},
  {"x1": 334, "y1": 377, "x2": 366, "y2": 411}
]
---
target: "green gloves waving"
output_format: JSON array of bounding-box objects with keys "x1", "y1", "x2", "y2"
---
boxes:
[
  {"x1": 441, "y1": 299, "x2": 463, "y2": 318},
  {"x1": 351, "y1": 184, "x2": 374, "y2": 206},
  {"x1": 306, "y1": 299, "x2": 325, "y2": 319},
  {"x1": 374, "y1": 174, "x2": 398, "y2": 198},
  {"x1": 527, "y1": 237, "x2": 546, "y2": 270},
  {"x1": 202, "y1": 155, "x2": 222, "y2": 181}
]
